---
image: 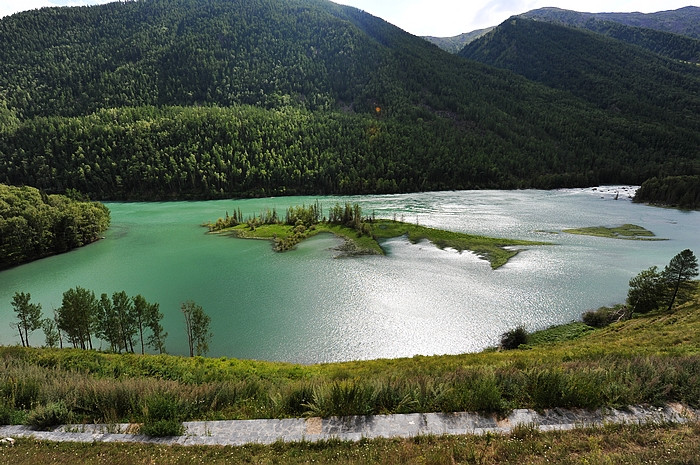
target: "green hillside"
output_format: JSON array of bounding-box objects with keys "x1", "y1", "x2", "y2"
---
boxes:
[
  {"x1": 460, "y1": 17, "x2": 700, "y2": 131},
  {"x1": 521, "y1": 8, "x2": 700, "y2": 63},
  {"x1": 0, "y1": 0, "x2": 698, "y2": 199}
]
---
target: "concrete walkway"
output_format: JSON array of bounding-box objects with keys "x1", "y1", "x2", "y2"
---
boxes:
[{"x1": 0, "y1": 404, "x2": 697, "y2": 447}]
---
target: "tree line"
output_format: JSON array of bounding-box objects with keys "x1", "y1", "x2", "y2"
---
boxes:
[
  {"x1": 10, "y1": 288, "x2": 212, "y2": 357},
  {"x1": 0, "y1": 184, "x2": 111, "y2": 269},
  {"x1": 633, "y1": 175, "x2": 700, "y2": 210},
  {"x1": 2, "y1": 104, "x2": 696, "y2": 201}
]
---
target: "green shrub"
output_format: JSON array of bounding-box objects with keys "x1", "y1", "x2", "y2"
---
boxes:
[
  {"x1": 141, "y1": 392, "x2": 185, "y2": 437},
  {"x1": 281, "y1": 383, "x2": 316, "y2": 416},
  {"x1": 500, "y1": 327, "x2": 529, "y2": 350},
  {"x1": 305, "y1": 381, "x2": 375, "y2": 417},
  {"x1": 528, "y1": 369, "x2": 565, "y2": 409},
  {"x1": 26, "y1": 401, "x2": 70, "y2": 430},
  {"x1": 140, "y1": 419, "x2": 185, "y2": 437},
  {"x1": 1, "y1": 377, "x2": 41, "y2": 410},
  {"x1": 582, "y1": 305, "x2": 629, "y2": 328},
  {"x1": 0, "y1": 401, "x2": 14, "y2": 425},
  {"x1": 371, "y1": 381, "x2": 416, "y2": 414},
  {"x1": 143, "y1": 392, "x2": 181, "y2": 422}
]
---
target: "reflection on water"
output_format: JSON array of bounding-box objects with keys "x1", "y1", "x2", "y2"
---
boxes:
[{"x1": 1, "y1": 187, "x2": 698, "y2": 363}]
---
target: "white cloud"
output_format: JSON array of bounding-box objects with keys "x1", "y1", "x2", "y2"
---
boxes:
[
  {"x1": 1, "y1": 0, "x2": 698, "y2": 36},
  {"x1": 0, "y1": 0, "x2": 112, "y2": 19},
  {"x1": 332, "y1": 0, "x2": 700, "y2": 36}
]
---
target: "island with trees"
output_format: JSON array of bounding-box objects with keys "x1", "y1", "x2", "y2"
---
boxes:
[
  {"x1": 206, "y1": 202, "x2": 548, "y2": 269},
  {"x1": 0, "y1": 184, "x2": 111, "y2": 269}
]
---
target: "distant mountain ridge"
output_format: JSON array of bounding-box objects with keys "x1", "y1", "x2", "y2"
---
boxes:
[
  {"x1": 522, "y1": 6, "x2": 700, "y2": 39},
  {"x1": 422, "y1": 28, "x2": 493, "y2": 53}
]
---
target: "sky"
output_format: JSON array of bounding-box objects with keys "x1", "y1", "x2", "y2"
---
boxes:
[{"x1": 0, "y1": 0, "x2": 698, "y2": 37}]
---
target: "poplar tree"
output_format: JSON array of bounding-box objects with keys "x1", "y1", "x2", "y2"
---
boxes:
[
  {"x1": 56, "y1": 287, "x2": 97, "y2": 349},
  {"x1": 181, "y1": 301, "x2": 211, "y2": 357},
  {"x1": 11, "y1": 292, "x2": 42, "y2": 347}
]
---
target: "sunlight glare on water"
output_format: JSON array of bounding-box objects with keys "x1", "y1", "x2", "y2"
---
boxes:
[{"x1": 0, "y1": 187, "x2": 698, "y2": 363}]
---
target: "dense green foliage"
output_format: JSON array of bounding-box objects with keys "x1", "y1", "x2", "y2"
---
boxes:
[
  {"x1": 581, "y1": 305, "x2": 630, "y2": 328},
  {"x1": 10, "y1": 292, "x2": 42, "y2": 348},
  {"x1": 0, "y1": 1, "x2": 698, "y2": 199},
  {"x1": 634, "y1": 175, "x2": 700, "y2": 209},
  {"x1": 499, "y1": 326, "x2": 529, "y2": 350},
  {"x1": 0, "y1": 184, "x2": 110, "y2": 268},
  {"x1": 627, "y1": 250, "x2": 699, "y2": 313},
  {"x1": 531, "y1": 18, "x2": 700, "y2": 63}
]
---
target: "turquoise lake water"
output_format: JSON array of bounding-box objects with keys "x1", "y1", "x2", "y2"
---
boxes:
[{"x1": 1, "y1": 187, "x2": 698, "y2": 363}]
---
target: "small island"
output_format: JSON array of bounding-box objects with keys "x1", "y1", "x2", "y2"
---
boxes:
[
  {"x1": 206, "y1": 202, "x2": 548, "y2": 269},
  {"x1": 562, "y1": 224, "x2": 665, "y2": 241}
]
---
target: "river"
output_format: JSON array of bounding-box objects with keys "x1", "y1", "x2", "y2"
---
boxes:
[{"x1": 1, "y1": 187, "x2": 698, "y2": 363}]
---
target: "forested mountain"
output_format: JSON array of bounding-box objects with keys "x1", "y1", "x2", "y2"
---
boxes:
[
  {"x1": 522, "y1": 6, "x2": 700, "y2": 39},
  {"x1": 459, "y1": 18, "x2": 700, "y2": 130},
  {"x1": 521, "y1": 8, "x2": 700, "y2": 62},
  {"x1": 0, "y1": 0, "x2": 698, "y2": 200},
  {"x1": 423, "y1": 28, "x2": 493, "y2": 53}
]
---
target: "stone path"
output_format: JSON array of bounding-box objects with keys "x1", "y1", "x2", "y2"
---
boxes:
[{"x1": 0, "y1": 404, "x2": 697, "y2": 447}]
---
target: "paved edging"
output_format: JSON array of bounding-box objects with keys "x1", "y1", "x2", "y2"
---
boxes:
[{"x1": 1, "y1": 404, "x2": 697, "y2": 446}]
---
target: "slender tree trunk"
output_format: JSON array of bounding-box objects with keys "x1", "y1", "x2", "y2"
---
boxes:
[
  {"x1": 666, "y1": 275, "x2": 682, "y2": 312},
  {"x1": 121, "y1": 321, "x2": 129, "y2": 354},
  {"x1": 17, "y1": 324, "x2": 26, "y2": 347},
  {"x1": 139, "y1": 319, "x2": 145, "y2": 355}
]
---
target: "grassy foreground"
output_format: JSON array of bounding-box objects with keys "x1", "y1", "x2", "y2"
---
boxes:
[
  {"x1": 221, "y1": 219, "x2": 548, "y2": 269},
  {"x1": 1, "y1": 285, "x2": 699, "y2": 428},
  {"x1": 2, "y1": 422, "x2": 699, "y2": 464}
]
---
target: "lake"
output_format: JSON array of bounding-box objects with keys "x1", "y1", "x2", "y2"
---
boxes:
[{"x1": 1, "y1": 187, "x2": 698, "y2": 363}]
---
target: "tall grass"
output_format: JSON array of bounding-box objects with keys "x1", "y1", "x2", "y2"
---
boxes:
[
  {"x1": 2, "y1": 288, "x2": 699, "y2": 426},
  {"x1": 1, "y1": 352, "x2": 698, "y2": 426}
]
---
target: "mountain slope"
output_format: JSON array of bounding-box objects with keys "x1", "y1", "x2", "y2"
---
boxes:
[
  {"x1": 459, "y1": 17, "x2": 700, "y2": 129},
  {"x1": 0, "y1": 0, "x2": 698, "y2": 199},
  {"x1": 521, "y1": 7, "x2": 700, "y2": 62},
  {"x1": 522, "y1": 6, "x2": 700, "y2": 39}
]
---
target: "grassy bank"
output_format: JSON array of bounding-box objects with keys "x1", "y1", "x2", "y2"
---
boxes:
[
  {"x1": 1, "y1": 285, "x2": 698, "y2": 428},
  {"x1": 2, "y1": 422, "x2": 698, "y2": 464},
  {"x1": 217, "y1": 219, "x2": 548, "y2": 269},
  {"x1": 562, "y1": 224, "x2": 665, "y2": 241}
]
